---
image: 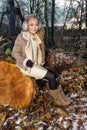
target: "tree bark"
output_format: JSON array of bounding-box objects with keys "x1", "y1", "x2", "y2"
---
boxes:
[
  {"x1": 44, "y1": 0, "x2": 49, "y2": 47},
  {"x1": 51, "y1": 0, "x2": 55, "y2": 47},
  {"x1": 8, "y1": 0, "x2": 16, "y2": 36},
  {"x1": 85, "y1": 0, "x2": 87, "y2": 28}
]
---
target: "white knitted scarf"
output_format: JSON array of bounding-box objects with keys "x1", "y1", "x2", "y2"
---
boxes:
[{"x1": 22, "y1": 31, "x2": 42, "y2": 65}]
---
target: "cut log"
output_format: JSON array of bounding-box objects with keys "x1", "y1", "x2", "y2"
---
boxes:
[{"x1": 0, "y1": 61, "x2": 36, "y2": 109}]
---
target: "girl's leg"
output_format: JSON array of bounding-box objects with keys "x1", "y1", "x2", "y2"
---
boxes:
[
  {"x1": 43, "y1": 71, "x2": 72, "y2": 106},
  {"x1": 43, "y1": 71, "x2": 58, "y2": 90}
]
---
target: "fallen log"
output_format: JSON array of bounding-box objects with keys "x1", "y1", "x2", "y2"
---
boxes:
[{"x1": 0, "y1": 61, "x2": 36, "y2": 109}]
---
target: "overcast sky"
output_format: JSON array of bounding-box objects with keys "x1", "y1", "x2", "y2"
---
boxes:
[{"x1": 55, "y1": 0, "x2": 65, "y2": 7}]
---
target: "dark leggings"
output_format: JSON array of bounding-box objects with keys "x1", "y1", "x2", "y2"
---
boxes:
[{"x1": 43, "y1": 71, "x2": 58, "y2": 90}]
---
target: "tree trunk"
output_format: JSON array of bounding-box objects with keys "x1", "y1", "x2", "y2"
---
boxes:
[
  {"x1": 50, "y1": 0, "x2": 55, "y2": 47},
  {"x1": 0, "y1": 11, "x2": 7, "y2": 28},
  {"x1": 85, "y1": 0, "x2": 87, "y2": 28},
  {"x1": 44, "y1": 0, "x2": 49, "y2": 47},
  {"x1": 36, "y1": 0, "x2": 39, "y2": 14},
  {"x1": 30, "y1": 0, "x2": 33, "y2": 14},
  {"x1": 8, "y1": 0, "x2": 17, "y2": 36}
]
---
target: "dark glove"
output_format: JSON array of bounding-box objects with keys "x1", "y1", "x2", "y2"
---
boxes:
[{"x1": 26, "y1": 60, "x2": 33, "y2": 68}]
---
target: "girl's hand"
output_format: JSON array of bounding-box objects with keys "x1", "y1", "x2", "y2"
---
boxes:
[{"x1": 40, "y1": 61, "x2": 45, "y2": 66}]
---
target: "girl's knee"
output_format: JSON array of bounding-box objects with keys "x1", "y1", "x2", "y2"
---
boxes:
[{"x1": 49, "y1": 72, "x2": 55, "y2": 80}]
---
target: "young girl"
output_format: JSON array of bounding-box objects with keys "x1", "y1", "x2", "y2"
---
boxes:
[{"x1": 12, "y1": 14, "x2": 72, "y2": 106}]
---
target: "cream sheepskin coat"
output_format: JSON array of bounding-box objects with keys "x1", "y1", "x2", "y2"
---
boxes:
[{"x1": 12, "y1": 31, "x2": 46, "y2": 76}]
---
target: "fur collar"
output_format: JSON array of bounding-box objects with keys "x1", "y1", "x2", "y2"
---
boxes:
[{"x1": 21, "y1": 31, "x2": 42, "y2": 44}]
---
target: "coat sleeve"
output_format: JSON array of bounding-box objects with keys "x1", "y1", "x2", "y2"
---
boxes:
[{"x1": 11, "y1": 34, "x2": 29, "y2": 68}]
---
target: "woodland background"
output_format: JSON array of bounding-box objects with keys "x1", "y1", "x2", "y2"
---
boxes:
[
  {"x1": 0, "y1": 0, "x2": 87, "y2": 130},
  {"x1": 0, "y1": 0, "x2": 87, "y2": 49}
]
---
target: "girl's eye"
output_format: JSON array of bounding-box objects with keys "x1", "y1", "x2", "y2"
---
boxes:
[
  {"x1": 29, "y1": 24, "x2": 38, "y2": 26},
  {"x1": 36, "y1": 24, "x2": 39, "y2": 26}
]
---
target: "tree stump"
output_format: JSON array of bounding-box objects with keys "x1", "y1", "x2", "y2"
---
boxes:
[{"x1": 0, "y1": 61, "x2": 36, "y2": 109}]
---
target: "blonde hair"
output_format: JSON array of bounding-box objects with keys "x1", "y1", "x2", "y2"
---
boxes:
[{"x1": 22, "y1": 14, "x2": 44, "y2": 40}]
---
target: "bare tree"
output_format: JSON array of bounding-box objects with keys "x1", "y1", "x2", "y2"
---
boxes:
[
  {"x1": 44, "y1": 0, "x2": 49, "y2": 46},
  {"x1": 50, "y1": 0, "x2": 55, "y2": 46},
  {"x1": 85, "y1": 0, "x2": 87, "y2": 28}
]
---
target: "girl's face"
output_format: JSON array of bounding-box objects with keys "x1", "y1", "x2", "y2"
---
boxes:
[{"x1": 28, "y1": 18, "x2": 39, "y2": 34}]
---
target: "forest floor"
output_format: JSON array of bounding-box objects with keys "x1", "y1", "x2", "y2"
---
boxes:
[
  {"x1": 0, "y1": 36, "x2": 87, "y2": 130},
  {"x1": 0, "y1": 80, "x2": 87, "y2": 130}
]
